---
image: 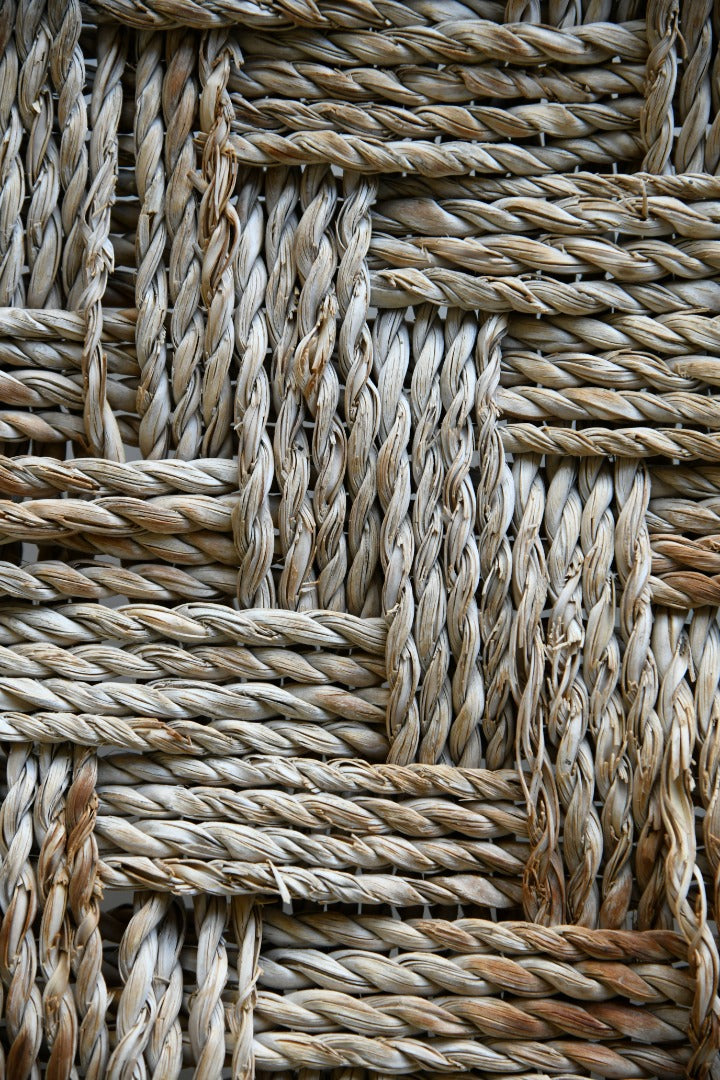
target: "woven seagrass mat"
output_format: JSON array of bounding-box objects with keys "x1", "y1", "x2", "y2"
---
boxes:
[{"x1": 0, "y1": 0, "x2": 720, "y2": 1076}]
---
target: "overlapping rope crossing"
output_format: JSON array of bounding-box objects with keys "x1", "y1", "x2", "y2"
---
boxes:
[{"x1": 0, "y1": 0, "x2": 720, "y2": 1075}]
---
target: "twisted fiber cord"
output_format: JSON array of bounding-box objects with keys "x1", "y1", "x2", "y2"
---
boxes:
[
  {"x1": 267, "y1": 168, "x2": 315, "y2": 610},
  {"x1": 0, "y1": 603, "x2": 388, "y2": 650},
  {"x1": 410, "y1": 306, "x2": 452, "y2": 763},
  {"x1": 0, "y1": 526, "x2": 239, "y2": 569},
  {"x1": 641, "y1": 0, "x2": 678, "y2": 173},
  {"x1": 512, "y1": 453, "x2": 563, "y2": 925},
  {"x1": 240, "y1": 20, "x2": 647, "y2": 66},
  {"x1": 96, "y1": 784, "x2": 526, "y2": 839},
  {"x1": 1, "y1": 711, "x2": 390, "y2": 761},
  {"x1": 675, "y1": 0, "x2": 712, "y2": 171},
  {"x1": 545, "y1": 457, "x2": 600, "y2": 927},
  {"x1": 65, "y1": 748, "x2": 108, "y2": 1079},
  {"x1": 370, "y1": 269, "x2": 719, "y2": 313},
  {"x1": 373, "y1": 186, "x2": 720, "y2": 239},
  {"x1": 254, "y1": 959, "x2": 690, "y2": 1010},
  {"x1": 0, "y1": 1, "x2": 24, "y2": 306},
  {"x1": 371, "y1": 234, "x2": 720, "y2": 282},
  {"x1": 198, "y1": 30, "x2": 239, "y2": 460},
  {"x1": 93, "y1": 0, "x2": 513, "y2": 28},
  {"x1": 501, "y1": 350, "x2": 698, "y2": 394},
  {"x1": 614, "y1": 459, "x2": 661, "y2": 933},
  {"x1": 232, "y1": 56, "x2": 646, "y2": 106},
  {"x1": 253, "y1": 1031, "x2": 688, "y2": 1074},
  {"x1": 254, "y1": 987, "x2": 690, "y2": 1041},
  {"x1": 498, "y1": 386, "x2": 720, "y2": 427},
  {"x1": 78, "y1": 24, "x2": 126, "y2": 460},
  {"x1": 0, "y1": 369, "x2": 134, "y2": 423},
  {"x1": 231, "y1": 898, "x2": 261, "y2": 1080},
  {"x1": 0, "y1": 560, "x2": 237, "y2": 603},
  {"x1": 164, "y1": 29, "x2": 204, "y2": 459},
  {"x1": 106, "y1": 892, "x2": 167, "y2": 1079},
  {"x1": 188, "y1": 894, "x2": 228, "y2": 1079},
  {"x1": 654, "y1": 612, "x2": 720, "y2": 1076},
  {"x1": 100, "y1": 856, "x2": 522, "y2": 908},
  {"x1": 0, "y1": 492, "x2": 243, "y2": 538},
  {"x1": 95, "y1": 755, "x2": 523, "y2": 800},
  {"x1": 226, "y1": 128, "x2": 642, "y2": 177},
  {"x1": 500, "y1": 388, "x2": 720, "y2": 425},
  {"x1": 35, "y1": 745, "x2": 77, "y2": 1079},
  {"x1": 233, "y1": 169, "x2": 274, "y2": 608},
  {"x1": 0, "y1": 641, "x2": 384, "y2": 687},
  {"x1": 0, "y1": 747, "x2": 42, "y2": 1078},
  {"x1": 707, "y1": 5, "x2": 720, "y2": 173},
  {"x1": 135, "y1": 31, "x2": 171, "y2": 459},
  {"x1": 232, "y1": 96, "x2": 641, "y2": 142},
  {"x1": 261, "y1": 906, "x2": 687, "y2": 959},
  {"x1": 508, "y1": 311, "x2": 720, "y2": 359},
  {"x1": 443, "y1": 311, "x2": 483, "y2": 766},
  {"x1": 386, "y1": 169, "x2": 720, "y2": 202},
  {"x1": 579, "y1": 461, "x2": 630, "y2": 930},
  {"x1": 146, "y1": 897, "x2": 184, "y2": 1078},
  {"x1": 16, "y1": 0, "x2": 61, "y2": 308},
  {"x1": 337, "y1": 172, "x2": 381, "y2": 618},
  {"x1": 692, "y1": 608, "x2": 720, "y2": 1040},
  {"x1": 49, "y1": 0, "x2": 87, "y2": 307},
  {"x1": 374, "y1": 310, "x2": 420, "y2": 764},
  {"x1": 477, "y1": 316, "x2": 514, "y2": 770},
  {"x1": 293, "y1": 166, "x2": 347, "y2": 611},
  {"x1": 0, "y1": 455, "x2": 239, "y2": 496},
  {"x1": 0, "y1": 677, "x2": 386, "y2": 727},
  {"x1": 502, "y1": 427, "x2": 720, "y2": 461},
  {"x1": 504, "y1": 0, "x2": 540, "y2": 24},
  {"x1": 547, "y1": 0, "x2": 580, "y2": 26}
]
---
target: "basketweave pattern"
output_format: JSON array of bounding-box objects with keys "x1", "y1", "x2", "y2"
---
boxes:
[{"x1": 1, "y1": 0, "x2": 720, "y2": 1076}]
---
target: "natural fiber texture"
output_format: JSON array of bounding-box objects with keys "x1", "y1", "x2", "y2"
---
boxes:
[{"x1": 1, "y1": 0, "x2": 720, "y2": 1076}]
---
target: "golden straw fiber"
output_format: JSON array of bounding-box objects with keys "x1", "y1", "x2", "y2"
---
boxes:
[{"x1": 0, "y1": 0, "x2": 719, "y2": 1076}]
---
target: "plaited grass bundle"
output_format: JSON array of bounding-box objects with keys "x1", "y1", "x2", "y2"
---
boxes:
[{"x1": 1, "y1": 0, "x2": 720, "y2": 1076}]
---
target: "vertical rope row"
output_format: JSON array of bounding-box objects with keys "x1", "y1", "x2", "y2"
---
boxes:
[
  {"x1": 337, "y1": 172, "x2": 381, "y2": 619},
  {"x1": 293, "y1": 166, "x2": 346, "y2": 612},
  {"x1": 615, "y1": 459, "x2": 661, "y2": 930},
  {"x1": 107, "y1": 893, "x2": 165, "y2": 1079},
  {"x1": 231, "y1": 898, "x2": 261, "y2": 1080},
  {"x1": 654, "y1": 611, "x2": 720, "y2": 1077},
  {"x1": 198, "y1": 30, "x2": 239, "y2": 460},
  {"x1": 135, "y1": 31, "x2": 171, "y2": 459},
  {"x1": 477, "y1": 315, "x2": 514, "y2": 771},
  {"x1": 675, "y1": 0, "x2": 712, "y2": 171},
  {"x1": 580, "y1": 460, "x2": 631, "y2": 930},
  {"x1": 16, "y1": 0, "x2": 60, "y2": 308},
  {"x1": 164, "y1": 29, "x2": 203, "y2": 460},
  {"x1": 66, "y1": 747, "x2": 108, "y2": 1079},
  {"x1": 145, "y1": 898, "x2": 184, "y2": 1079},
  {"x1": 79, "y1": 24, "x2": 126, "y2": 460},
  {"x1": 267, "y1": 168, "x2": 313, "y2": 611},
  {"x1": 642, "y1": 0, "x2": 679, "y2": 173},
  {"x1": 442, "y1": 311, "x2": 484, "y2": 767},
  {"x1": 36, "y1": 746, "x2": 76, "y2": 1080},
  {"x1": 374, "y1": 309, "x2": 420, "y2": 764},
  {"x1": 0, "y1": 0, "x2": 24, "y2": 307},
  {"x1": 512, "y1": 453, "x2": 564, "y2": 924},
  {"x1": 410, "y1": 305, "x2": 451, "y2": 763},
  {"x1": 233, "y1": 169, "x2": 274, "y2": 608},
  {"x1": 691, "y1": 608, "x2": 720, "y2": 945},
  {"x1": 49, "y1": 0, "x2": 86, "y2": 308},
  {"x1": 545, "y1": 457, "x2": 601, "y2": 927},
  {"x1": 0, "y1": 747, "x2": 42, "y2": 1079},
  {"x1": 190, "y1": 895, "x2": 228, "y2": 1079}
]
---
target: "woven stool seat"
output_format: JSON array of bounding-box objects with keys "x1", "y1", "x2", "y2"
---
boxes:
[{"x1": 0, "y1": 0, "x2": 719, "y2": 1076}]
